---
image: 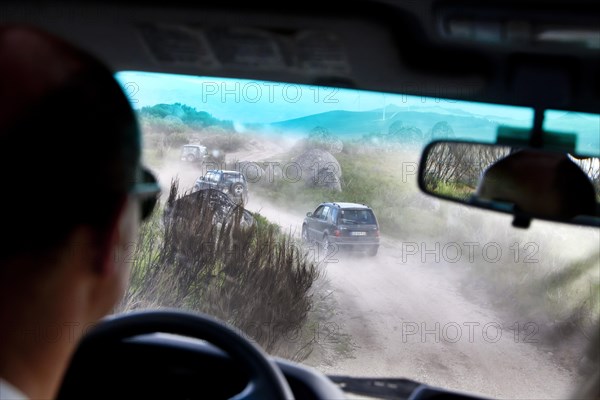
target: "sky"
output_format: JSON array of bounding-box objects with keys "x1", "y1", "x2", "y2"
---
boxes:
[
  {"x1": 115, "y1": 71, "x2": 599, "y2": 155},
  {"x1": 115, "y1": 71, "x2": 534, "y2": 125}
]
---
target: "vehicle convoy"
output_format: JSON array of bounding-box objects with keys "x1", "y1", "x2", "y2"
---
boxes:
[
  {"x1": 303, "y1": 202, "x2": 380, "y2": 256},
  {"x1": 5, "y1": 1, "x2": 600, "y2": 400},
  {"x1": 193, "y1": 169, "x2": 248, "y2": 205}
]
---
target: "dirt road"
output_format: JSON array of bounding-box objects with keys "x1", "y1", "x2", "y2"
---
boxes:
[
  {"x1": 245, "y1": 193, "x2": 577, "y2": 400},
  {"x1": 153, "y1": 139, "x2": 580, "y2": 399}
]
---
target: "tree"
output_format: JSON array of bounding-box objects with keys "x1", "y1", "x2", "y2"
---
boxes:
[
  {"x1": 388, "y1": 120, "x2": 404, "y2": 136},
  {"x1": 427, "y1": 121, "x2": 455, "y2": 142},
  {"x1": 424, "y1": 142, "x2": 510, "y2": 190},
  {"x1": 306, "y1": 126, "x2": 343, "y2": 153}
]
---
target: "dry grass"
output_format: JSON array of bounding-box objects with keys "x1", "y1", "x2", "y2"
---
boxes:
[{"x1": 119, "y1": 180, "x2": 320, "y2": 360}]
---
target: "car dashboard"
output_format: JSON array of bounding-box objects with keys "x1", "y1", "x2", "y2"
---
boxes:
[{"x1": 58, "y1": 333, "x2": 487, "y2": 400}]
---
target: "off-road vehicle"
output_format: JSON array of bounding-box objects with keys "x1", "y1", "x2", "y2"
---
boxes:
[
  {"x1": 180, "y1": 144, "x2": 208, "y2": 163},
  {"x1": 193, "y1": 170, "x2": 248, "y2": 205},
  {"x1": 302, "y1": 202, "x2": 380, "y2": 256}
]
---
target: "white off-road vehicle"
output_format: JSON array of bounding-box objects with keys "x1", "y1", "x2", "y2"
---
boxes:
[{"x1": 180, "y1": 144, "x2": 208, "y2": 163}]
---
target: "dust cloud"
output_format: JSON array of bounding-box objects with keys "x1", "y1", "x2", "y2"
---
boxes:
[
  {"x1": 248, "y1": 191, "x2": 597, "y2": 400},
  {"x1": 144, "y1": 132, "x2": 599, "y2": 400}
]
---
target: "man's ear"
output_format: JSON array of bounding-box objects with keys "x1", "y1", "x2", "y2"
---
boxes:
[{"x1": 94, "y1": 196, "x2": 135, "y2": 277}]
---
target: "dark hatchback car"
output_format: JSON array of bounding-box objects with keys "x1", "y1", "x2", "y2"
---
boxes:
[
  {"x1": 193, "y1": 169, "x2": 248, "y2": 205},
  {"x1": 302, "y1": 202, "x2": 380, "y2": 256}
]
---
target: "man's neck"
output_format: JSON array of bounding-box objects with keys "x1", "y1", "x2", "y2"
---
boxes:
[
  {"x1": 0, "y1": 267, "x2": 91, "y2": 399},
  {"x1": 0, "y1": 301, "x2": 84, "y2": 399}
]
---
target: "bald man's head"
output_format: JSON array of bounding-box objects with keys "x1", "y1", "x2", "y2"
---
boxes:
[{"x1": 0, "y1": 26, "x2": 141, "y2": 261}]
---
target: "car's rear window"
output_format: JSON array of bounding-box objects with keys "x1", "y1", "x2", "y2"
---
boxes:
[{"x1": 339, "y1": 209, "x2": 376, "y2": 225}]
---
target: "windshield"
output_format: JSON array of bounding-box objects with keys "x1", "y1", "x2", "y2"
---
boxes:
[{"x1": 116, "y1": 71, "x2": 600, "y2": 400}]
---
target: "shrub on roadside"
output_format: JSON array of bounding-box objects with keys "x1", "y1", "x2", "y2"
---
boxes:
[{"x1": 120, "y1": 180, "x2": 320, "y2": 360}]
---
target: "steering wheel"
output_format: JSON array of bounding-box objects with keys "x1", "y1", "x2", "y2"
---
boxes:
[{"x1": 77, "y1": 309, "x2": 295, "y2": 400}]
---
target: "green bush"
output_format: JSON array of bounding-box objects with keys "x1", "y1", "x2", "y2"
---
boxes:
[
  {"x1": 167, "y1": 132, "x2": 189, "y2": 147},
  {"x1": 433, "y1": 181, "x2": 474, "y2": 201}
]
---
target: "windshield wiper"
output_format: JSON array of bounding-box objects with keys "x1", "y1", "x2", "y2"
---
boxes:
[
  {"x1": 328, "y1": 376, "x2": 490, "y2": 400},
  {"x1": 327, "y1": 376, "x2": 420, "y2": 399}
]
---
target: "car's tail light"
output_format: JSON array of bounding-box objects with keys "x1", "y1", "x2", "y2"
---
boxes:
[
  {"x1": 374, "y1": 229, "x2": 380, "y2": 237},
  {"x1": 334, "y1": 230, "x2": 341, "y2": 237}
]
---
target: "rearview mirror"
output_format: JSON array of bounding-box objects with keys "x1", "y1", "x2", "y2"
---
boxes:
[
  {"x1": 306, "y1": 212, "x2": 313, "y2": 217},
  {"x1": 418, "y1": 141, "x2": 600, "y2": 228}
]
